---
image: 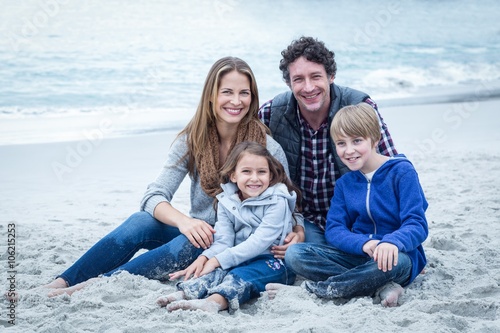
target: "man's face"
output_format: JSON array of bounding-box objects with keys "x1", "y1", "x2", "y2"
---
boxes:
[{"x1": 288, "y1": 56, "x2": 334, "y2": 116}]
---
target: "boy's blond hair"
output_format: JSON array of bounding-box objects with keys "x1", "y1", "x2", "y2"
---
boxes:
[{"x1": 330, "y1": 102, "x2": 381, "y2": 147}]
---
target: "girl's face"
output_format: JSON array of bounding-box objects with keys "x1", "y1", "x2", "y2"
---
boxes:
[
  {"x1": 230, "y1": 153, "x2": 271, "y2": 200},
  {"x1": 214, "y1": 70, "x2": 252, "y2": 127},
  {"x1": 334, "y1": 135, "x2": 378, "y2": 174}
]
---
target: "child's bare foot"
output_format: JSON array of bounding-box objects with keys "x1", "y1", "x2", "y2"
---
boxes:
[
  {"x1": 157, "y1": 291, "x2": 185, "y2": 307},
  {"x1": 166, "y1": 299, "x2": 221, "y2": 313},
  {"x1": 377, "y1": 282, "x2": 404, "y2": 307},
  {"x1": 265, "y1": 283, "x2": 291, "y2": 300}
]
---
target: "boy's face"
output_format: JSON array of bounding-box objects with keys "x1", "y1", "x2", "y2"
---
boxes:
[{"x1": 334, "y1": 135, "x2": 378, "y2": 174}]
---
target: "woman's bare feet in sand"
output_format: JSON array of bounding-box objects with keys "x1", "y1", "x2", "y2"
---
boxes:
[
  {"x1": 43, "y1": 278, "x2": 68, "y2": 289},
  {"x1": 4, "y1": 290, "x2": 19, "y2": 302},
  {"x1": 377, "y1": 282, "x2": 404, "y2": 307},
  {"x1": 5, "y1": 277, "x2": 69, "y2": 301},
  {"x1": 156, "y1": 291, "x2": 185, "y2": 307},
  {"x1": 166, "y1": 299, "x2": 221, "y2": 313},
  {"x1": 47, "y1": 278, "x2": 98, "y2": 297}
]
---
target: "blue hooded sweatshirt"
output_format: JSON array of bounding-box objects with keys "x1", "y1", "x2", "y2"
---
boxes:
[{"x1": 325, "y1": 154, "x2": 428, "y2": 284}]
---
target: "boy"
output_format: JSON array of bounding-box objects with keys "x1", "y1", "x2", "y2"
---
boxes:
[{"x1": 268, "y1": 102, "x2": 428, "y2": 306}]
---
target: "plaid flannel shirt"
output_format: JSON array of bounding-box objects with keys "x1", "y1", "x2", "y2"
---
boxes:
[{"x1": 259, "y1": 97, "x2": 397, "y2": 229}]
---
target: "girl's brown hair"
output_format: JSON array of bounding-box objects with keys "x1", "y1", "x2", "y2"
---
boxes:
[{"x1": 218, "y1": 141, "x2": 301, "y2": 210}]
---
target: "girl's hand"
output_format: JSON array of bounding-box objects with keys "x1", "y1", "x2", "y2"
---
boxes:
[
  {"x1": 178, "y1": 218, "x2": 216, "y2": 249},
  {"x1": 271, "y1": 226, "x2": 305, "y2": 259},
  {"x1": 169, "y1": 256, "x2": 208, "y2": 281},
  {"x1": 362, "y1": 240, "x2": 380, "y2": 258},
  {"x1": 373, "y1": 243, "x2": 399, "y2": 272},
  {"x1": 199, "y1": 257, "x2": 220, "y2": 276}
]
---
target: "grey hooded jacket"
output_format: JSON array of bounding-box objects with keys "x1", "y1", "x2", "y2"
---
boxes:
[{"x1": 202, "y1": 182, "x2": 297, "y2": 270}]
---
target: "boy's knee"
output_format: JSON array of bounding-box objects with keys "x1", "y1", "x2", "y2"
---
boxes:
[
  {"x1": 284, "y1": 244, "x2": 298, "y2": 263},
  {"x1": 284, "y1": 243, "x2": 306, "y2": 271}
]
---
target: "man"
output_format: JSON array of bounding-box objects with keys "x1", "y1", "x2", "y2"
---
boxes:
[{"x1": 259, "y1": 36, "x2": 397, "y2": 247}]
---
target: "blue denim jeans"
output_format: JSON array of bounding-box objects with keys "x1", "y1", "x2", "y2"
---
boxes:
[
  {"x1": 58, "y1": 211, "x2": 203, "y2": 286},
  {"x1": 284, "y1": 243, "x2": 412, "y2": 299},
  {"x1": 177, "y1": 254, "x2": 295, "y2": 313},
  {"x1": 303, "y1": 221, "x2": 328, "y2": 245}
]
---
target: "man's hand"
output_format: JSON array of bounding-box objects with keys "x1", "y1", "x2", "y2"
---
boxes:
[{"x1": 271, "y1": 226, "x2": 305, "y2": 259}]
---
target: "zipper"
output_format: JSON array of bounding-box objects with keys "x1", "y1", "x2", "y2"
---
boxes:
[{"x1": 365, "y1": 180, "x2": 377, "y2": 235}]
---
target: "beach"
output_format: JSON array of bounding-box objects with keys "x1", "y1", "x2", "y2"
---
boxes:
[
  {"x1": 1, "y1": 95, "x2": 500, "y2": 333},
  {"x1": 2, "y1": 0, "x2": 500, "y2": 331}
]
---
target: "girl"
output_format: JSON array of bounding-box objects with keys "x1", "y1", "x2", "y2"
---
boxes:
[
  {"x1": 157, "y1": 141, "x2": 301, "y2": 313},
  {"x1": 43, "y1": 57, "x2": 304, "y2": 297}
]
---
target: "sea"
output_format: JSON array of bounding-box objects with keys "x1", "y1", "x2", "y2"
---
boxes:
[{"x1": 1, "y1": 0, "x2": 499, "y2": 145}]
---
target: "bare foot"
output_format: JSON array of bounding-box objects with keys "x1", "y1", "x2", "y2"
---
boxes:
[
  {"x1": 5, "y1": 277, "x2": 68, "y2": 301},
  {"x1": 377, "y1": 282, "x2": 404, "y2": 307},
  {"x1": 157, "y1": 291, "x2": 185, "y2": 307},
  {"x1": 47, "y1": 278, "x2": 98, "y2": 297},
  {"x1": 265, "y1": 283, "x2": 291, "y2": 300},
  {"x1": 43, "y1": 278, "x2": 68, "y2": 289},
  {"x1": 48, "y1": 285, "x2": 83, "y2": 297},
  {"x1": 4, "y1": 290, "x2": 19, "y2": 302},
  {"x1": 166, "y1": 299, "x2": 221, "y2": 313}
]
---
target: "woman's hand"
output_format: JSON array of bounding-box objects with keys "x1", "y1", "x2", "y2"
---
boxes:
[
  {"x1": 271, "y1": 226, "x2": 305, "y2": 259},
  {"x1": 178, "y1": 218, "x2": 216, "y2": 249},
  {"x1": 169, "y1": 255, "x2": 208, "y2": 281},
  {"x1": 153, "y1": 202, "x2": 216, "y2": 249}
]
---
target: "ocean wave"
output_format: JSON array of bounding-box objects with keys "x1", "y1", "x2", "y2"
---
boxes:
[
  {"x1": 0, "y1": 106, "x2": 193, "y2": 145},
  {"x1": 352, "y1": 62, "x2": 500, "y2": 100}
]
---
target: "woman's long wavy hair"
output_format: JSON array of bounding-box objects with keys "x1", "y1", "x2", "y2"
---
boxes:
[{"x1": 177, "y1": 56, "x2": 270, "y2": 176}]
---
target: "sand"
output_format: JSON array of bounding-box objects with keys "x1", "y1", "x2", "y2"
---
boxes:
[{"x1": 1, "y1": 96, "x2": 500, "y2": 333}]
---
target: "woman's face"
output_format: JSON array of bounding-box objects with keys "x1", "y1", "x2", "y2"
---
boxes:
[{"x1": 214, "y1": 70, "x2": 251, "y2": 127}]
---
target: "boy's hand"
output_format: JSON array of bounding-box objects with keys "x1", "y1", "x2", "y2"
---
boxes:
[
  {"x1": 373, "y1": 243, "x2": 399, "y2": 272},
  {"x1": 362, "y1": 240, "x2": 380, "y2": 258}
]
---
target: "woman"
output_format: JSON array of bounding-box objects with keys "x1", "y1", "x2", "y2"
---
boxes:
[{"x1": 44, "y1": 56, "x2": 303, "y2": 296}]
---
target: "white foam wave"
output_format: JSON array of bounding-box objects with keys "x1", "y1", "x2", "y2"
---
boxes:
[{"x1": 354, "y1": 62, "x2": 500, "y2": 99}]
